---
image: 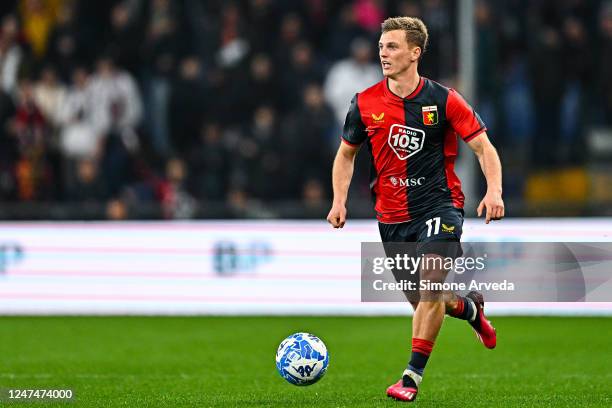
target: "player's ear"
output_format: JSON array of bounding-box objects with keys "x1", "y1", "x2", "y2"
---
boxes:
[{"x1": 411, "y1": 46, "x2": 422, "y2": 62}]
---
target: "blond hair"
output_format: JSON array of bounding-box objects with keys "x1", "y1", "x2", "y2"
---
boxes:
[{"x1": 381, "y1": 16, "x2": 429, "y2": 55}]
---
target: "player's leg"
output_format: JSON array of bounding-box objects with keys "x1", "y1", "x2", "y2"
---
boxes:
[
  {"x1": 419, "y1": 208, "x2": 497, "y2": 348},
  {"x1": 387, "y1": 208, "x2": 464, "y2": 402},
  {"x1": 387, "y1": 251, "x2": 448, "y2": 402},
  {"x1": 379, "y1": 223, "x2": 420, "y2": 310},
  {"x1": 406, "y1": 253, "x2": 447, "y2": 385}
]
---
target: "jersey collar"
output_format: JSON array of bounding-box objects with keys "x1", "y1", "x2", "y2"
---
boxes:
[{"x1": 384, "y1": 77, "x2": 425, "y2": 101}]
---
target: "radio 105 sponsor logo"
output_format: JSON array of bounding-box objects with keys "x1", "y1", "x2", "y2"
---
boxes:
[{"x1": 388, "y1": 124, "x2": 425, "y2": 160}]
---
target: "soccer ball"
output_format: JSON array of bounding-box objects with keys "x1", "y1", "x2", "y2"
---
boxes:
[{"x1": 275, "y1": 332, "x2": 329, "y2": 386}]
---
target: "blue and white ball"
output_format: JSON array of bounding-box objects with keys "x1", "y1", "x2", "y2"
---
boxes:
[{"x1": 275, "y1": 332, "x2": 329, "y2": 386}]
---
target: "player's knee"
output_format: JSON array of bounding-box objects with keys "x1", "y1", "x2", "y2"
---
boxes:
[
  {"x1": 419, "y1": 254, "x2": 447, "y2": 298},
  {"x1": 420, "y1": 259, "x2": 446, "y2": 284}
]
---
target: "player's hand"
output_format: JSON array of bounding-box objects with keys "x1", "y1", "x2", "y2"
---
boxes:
[
  {"x1": 326, "y1": 203, "x2": 347, "y2": 228},
  {"x1": 477, "y1": 191, "x2": 504, "y2": 224}
]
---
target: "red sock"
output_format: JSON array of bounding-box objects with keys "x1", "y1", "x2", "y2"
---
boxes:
[
  {"x1": 411, "y1": 338, "x2": 434, "y2": 357},
  {"x1": 405, "y1": 337, "x2": 434, "y2": 385},
  {"x1": 448, "y1": 298, "x2": 465, "y2": 317},
  {"x1": 447, "y1": 296, "x2": 476, "y2": 321}
]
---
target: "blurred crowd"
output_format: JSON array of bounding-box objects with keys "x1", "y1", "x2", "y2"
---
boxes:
[{"x1": 0, "y1": 0, "x2": 610, "y2": 219}]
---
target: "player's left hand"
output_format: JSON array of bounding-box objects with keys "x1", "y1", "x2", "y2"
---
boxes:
[{"x1": 477, "y1": 191, "x2": 504, "y2": 224}]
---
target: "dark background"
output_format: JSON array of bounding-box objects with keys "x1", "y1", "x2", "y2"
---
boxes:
[{"x1": 0, "y1": 0, "x2": 610, "y2": 219}]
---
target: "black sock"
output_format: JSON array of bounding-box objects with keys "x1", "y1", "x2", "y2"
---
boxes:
[{"x1": 403, "y1": 338, "x2": 433, "y2": 387}]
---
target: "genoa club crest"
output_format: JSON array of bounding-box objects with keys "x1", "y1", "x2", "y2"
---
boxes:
[{"x1": 422, "y1": 105, "x2": 438, "y2": 126}]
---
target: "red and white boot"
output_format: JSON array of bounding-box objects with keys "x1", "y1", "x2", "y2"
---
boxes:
[
  {"x1": 466, "y1": 291, "x2": 497, "y2": 349},
  {"x1": 386, "y1": 370, "x2": 421, "y2": 402}
]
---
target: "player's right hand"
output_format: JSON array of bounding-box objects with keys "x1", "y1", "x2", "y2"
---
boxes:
[{"x1": 326, "y1": 203, "x2": 347, "y2": 228}]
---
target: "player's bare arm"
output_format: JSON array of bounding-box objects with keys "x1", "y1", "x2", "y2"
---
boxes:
[
  {"x1": 467, "y1": 132, "x2": 504, "y2": 224},
  {"x1": 327, "y1": 142, "x2": 360, "y2": 228}
]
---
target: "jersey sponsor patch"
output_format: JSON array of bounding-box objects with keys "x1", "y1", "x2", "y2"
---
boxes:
[
  {"x1": 387, "y1": 124, "x2": 425, "y2": 160},
  {"x1": 422, "y1": 105, "x2": 438, "y2": 126}
]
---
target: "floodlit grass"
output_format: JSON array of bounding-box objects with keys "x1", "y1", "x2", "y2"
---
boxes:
[{"x1": 0, "y1": 316, "x2": 610, "y2": 407}]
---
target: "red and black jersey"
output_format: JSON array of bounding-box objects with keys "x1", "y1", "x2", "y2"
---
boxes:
[{"x1": 342, "y1": 77, "x2": 486, "y2": 223}]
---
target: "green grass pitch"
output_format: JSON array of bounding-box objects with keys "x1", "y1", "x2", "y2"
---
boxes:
[{"x1": 0, "y1": 316, "x2": 611, "y2": 407}]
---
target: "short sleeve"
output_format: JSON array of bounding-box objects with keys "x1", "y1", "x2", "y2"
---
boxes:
[
  {"x1": 446, "y1": 89, "x2": 486, "y2": 142},
  {"x1": 341, "y1": 94, "x2": 367, "y2": 146}
]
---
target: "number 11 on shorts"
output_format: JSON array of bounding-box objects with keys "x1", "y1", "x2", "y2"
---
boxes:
[{"x1": 425, "y1": 216, "x2": 441, "y2": 237}]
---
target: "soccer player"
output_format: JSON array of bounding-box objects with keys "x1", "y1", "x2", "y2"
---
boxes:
[{"x1": 326, "y1": 17, "x2": 504, "y2": 402}]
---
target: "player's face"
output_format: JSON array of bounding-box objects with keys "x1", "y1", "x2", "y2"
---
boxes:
[{"x1": 378, "y1": 30, "x2": 421, "y2": 78}]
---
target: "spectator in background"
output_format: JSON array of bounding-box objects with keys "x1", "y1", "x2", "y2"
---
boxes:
[
  {"x1": 324, "y1": 37, "x2": 381, "y2": 128},
  {"x1": 65, "y1": 158, "x2": 108, "y2": 203},
  {"x1": 280, "y1": 41, "x2": 325, "y2": 113},
  {"x1": 0, "y1": 16, "x2": 19, "y2": 200},
  {"x1": 97, "y1": 120, "x2": 133, "y2": 199},
  {"x1": 226, "y1": 186, "x2": 274, "y2": 218},
  {"x1": 281, "y1": 83, "x2": 335, "y2": 196},
  {"x1": 169, "y1": 56, "x2": 207, "y2": 154},
  {"x1": 104, "y1": 1, "x2": 143, "y2": 76},
  {"x1": 90, "y1": 57, "x2": 142, "y2": 198},
  {"x1": 300, "y1": 0, "x2": 331, "y2": 47},
  {"x1": 188, "y1": 122, "x2": 229, "y2": 201},
  {"x1": 216, "y1": 2, "x2": 249, "y2": 69},
  {"x1": 0, "y1": 82, "x2": 16, "y2": 200},
  {"x1": 226, "y1": 187, "x2": 250, "y2": 218},
  {"x1": 201, "y1": 64, "x2": 240, "y2": 125},
  {"x1": 45, "y1": 2, "x2": 80, "y2": 82},
  {"x1": 105, "y1": 197, "x2": 128, "y2": 220},
  {"x1": 158, "y1": 157, "x2": 196, "y2": 219},
  {"x1": 326, "y1": 4, "x2": 368, "y2": 60},
  {"x1": 560, "y1": 17, "x2": 590, "y2": 164},
  {"x1": 246, "y1": 0, "x2": 278, "y2": 54},
  {"x1": 88, "y1": 56, "x2": 142, "y2": 151},
  {"x1": 11, "y1": 78, "x2": 46, "y2": 152},
  {"x1": 19, "y1": 0, "x2": 59, "y2": 59},
  {"x1": 0, "y1": 15, "x2": 24, "y2": 96},
  {"x1": 33, "y1": 65, "x2": 65, "y2": 126},
  {"x1": 353, "y1": 0, "x2": 385, "y2": 34},
  {"x1": 237, "y1": 54, "x2": 280, "y2": 121},
  {"x1": 240, "y1": 105, "x2": 283, "y2": 200},
  {"x1": 474, "y1": 1, "x2": 499, "y2": 133},
  {"x1": 275, "y1": 13, "x2": 304, "y2": 67},
  {"x1": 141, "y1": 0, "x2": 182, "y2": 157},
  {"x1": 58, "y1": 66, "x2": 96, "y2": 156},
  {"x1": 529, "y1": 26, "x2": 563, "y2": 168},
  {"x1": 301, "y1": 177, "x2": 327, "y2": 217},
  {"x1": 419, "y1": 0, "x2": 454, "y2": 79},
  {"x1": 10, "y1": 78, "x2": 53, "y2": 200},
  {"x1": 394, "y1": 0, "x2": 422, "y2": 19}
]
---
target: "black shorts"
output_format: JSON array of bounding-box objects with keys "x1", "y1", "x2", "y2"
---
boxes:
[
  {"x1": 378, "y1": 207, "x2": 464, "y2": 303},
  {"x1": 378, "y1": 206, "x2": 464, "y2": 259}
]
